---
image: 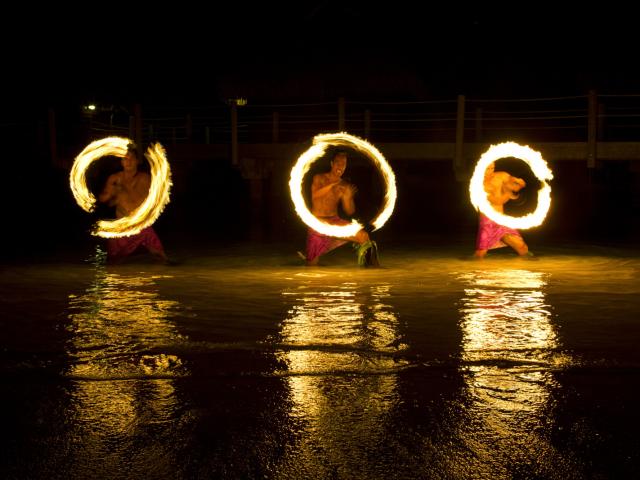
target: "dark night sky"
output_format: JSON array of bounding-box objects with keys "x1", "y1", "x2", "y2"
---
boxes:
[{"x1": 5, "y1": 3, "x2": 640, "y2": 109}]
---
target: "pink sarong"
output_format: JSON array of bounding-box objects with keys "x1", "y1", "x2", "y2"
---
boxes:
[
  {"x1": 475, "y1": 214, "x2": 522, "y2": 250},
  {"x1": 106, "y1": 226, "x2": 164, "y2": 261},
  {"x1": 305, "y1": 216, "x2": 349, "y2": 262}
]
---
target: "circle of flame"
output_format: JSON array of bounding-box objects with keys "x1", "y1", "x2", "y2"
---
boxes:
[
  {"x1": 469, "y1": 142, "x2": 553, "y2": 230},
  {"x1": 69, "y1": 136, "x2": 172, "y2": 238},
  {"x1": 289, "y1": 132, "x2": 397, "y2": 238}
]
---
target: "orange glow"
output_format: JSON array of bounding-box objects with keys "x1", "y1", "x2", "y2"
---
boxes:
[
  {"x1": 469, "y1": 142, "x2": 553, "y2": 229},
  {"x1": 289, "y1": 132, "x2": 396, "y2": 238},
  {"x1": 70, "y1": 137, "x2": 172, "y2": 238}
]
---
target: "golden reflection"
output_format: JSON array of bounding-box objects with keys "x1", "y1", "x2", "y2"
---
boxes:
[
  {"x1": 66, "y1": 250, "x2": 186, "y2": 439},
  {"x1": 459, "y1": 269, "x2": 558, "y2": 411},
  {"x1": 277, "y1": 280, "x2": 405, "y2": 470},
  {"x1": 457, "y1": 268, "x2": 567, "y2": 471}
]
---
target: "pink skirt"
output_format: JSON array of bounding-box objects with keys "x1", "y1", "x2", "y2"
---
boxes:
[
  {"x1": 305, "y1": 216, "x2": 349, "y2": 262},
  {"x1": 106, "y1": 226, "x2": 164, "y2": 261},
  {"x1": 475, "y1": 214, "x2": 522, "y2": 250}
]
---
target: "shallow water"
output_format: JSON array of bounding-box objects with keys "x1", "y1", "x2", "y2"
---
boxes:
[{"x1": 2, "y1": 242, "x2": 640, "y2": 479}]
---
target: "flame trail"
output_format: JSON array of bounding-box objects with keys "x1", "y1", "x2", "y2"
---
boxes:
[
  {"x1": 469, "y1": 142, "x2": 553, "y2": 230},
  {"x1": 289, "y1": 132, "x2": 396, "y2": 238},
  {"x1": 70, "y1": 137, "x2": 172, "y2": 238}
]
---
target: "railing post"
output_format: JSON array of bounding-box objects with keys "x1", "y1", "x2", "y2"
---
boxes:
[
  {"x1": 588, "y1": 90, "x2": 597, "y2": 169},
  {"x1": 454, "y1": 94, "x2": 466, "y2": 180},
  {"x1": 597, "y1": 101, "x2": 605, "y2": 141},
  {"x1": 338, "y1": 97, "x2": 345, "y2": 131}
]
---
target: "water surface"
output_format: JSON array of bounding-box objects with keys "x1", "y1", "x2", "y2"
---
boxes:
[{"x1": 2, "y1": 242, "x2": 639, "y2": 478}]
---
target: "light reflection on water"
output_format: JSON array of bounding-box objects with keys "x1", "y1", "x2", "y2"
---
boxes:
[
  {"x1": 65, "y1": 251, "x2": 188, "y2": 462},
  {"x1": 67, "y1": 261, "x2": 187, "y2": 379},
  {"x1": 275, "y1": 275, "x2": 406, "y2": 474},
  {"x1": 2, "y1": 245, "x2": 640, "y2": 478},
  {"x1": 456, "y1": 268, "x2": 571, "y2": 476}
]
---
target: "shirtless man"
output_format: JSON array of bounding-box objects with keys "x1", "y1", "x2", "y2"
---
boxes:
[
  {"x1": 302, "y1": 150, "x2": 377, "y2": 266},
  {"x1": 474, "y1": 162, "x2": 529, "y2": 258},
  {"x1": 99, "y1": 144, "x2": 168, "y2": 263}
]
